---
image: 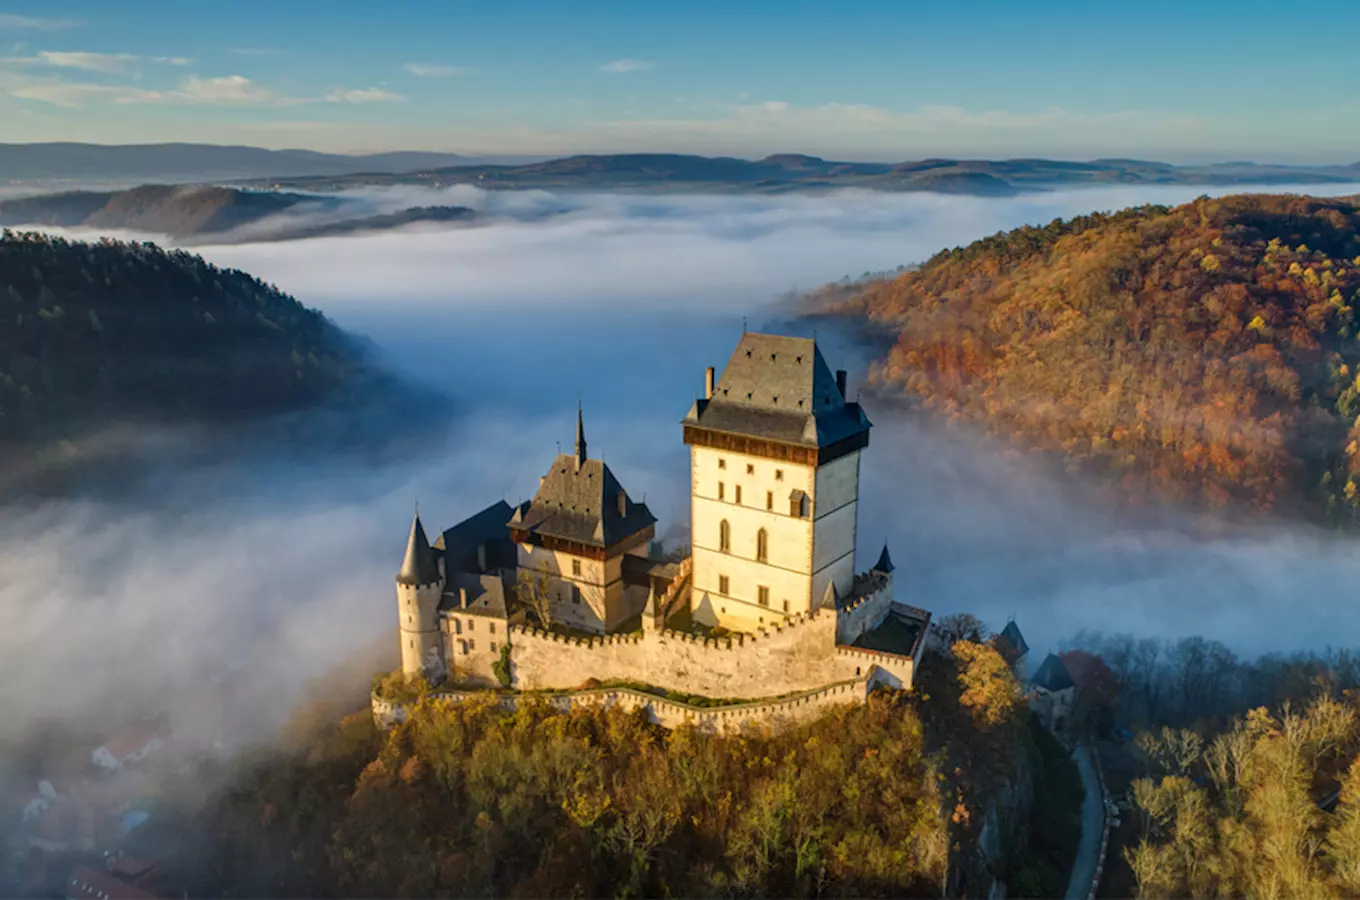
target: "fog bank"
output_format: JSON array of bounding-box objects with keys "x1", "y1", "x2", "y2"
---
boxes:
[{"x1": 5, "y1": 182, "x2": 1360, "y2": 754}]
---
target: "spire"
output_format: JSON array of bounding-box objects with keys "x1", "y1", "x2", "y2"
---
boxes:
[
  {"x1": 397, "y1": 510, "x2": 441, "y2": 586},
  {"x1": 574, "y1": 400, "x2": 587, "y2": 469},
  {"x1": 873, "y1": 542, "x2": 895, "y2": 574}
]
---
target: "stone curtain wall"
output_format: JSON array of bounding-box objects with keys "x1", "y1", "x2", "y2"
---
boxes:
[
  {"x1": 372, "y1": 678, "x2": 871, "y2": 734},
  {"x1": 509, "y1": 608, "x2": 860, "y2": 697},
  {"x1": 834, "y1": 574, "x2": 893, "y2": 645}
]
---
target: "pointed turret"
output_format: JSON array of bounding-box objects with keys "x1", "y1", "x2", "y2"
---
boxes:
[
  {"x1": 397, "y1": 512, "x2": 441, "y2": 586},
  {"x1": 574, "y1": 401, "x2": 588, "y2": 470},
  {"x1": 872, "y1": 542, "x2": 895, "y2": 574}
]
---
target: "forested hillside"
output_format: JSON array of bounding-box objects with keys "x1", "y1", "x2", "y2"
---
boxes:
[
  {"x1": 185, "y1": 641, "x2": 1073, "y2": 898},
  {"x1": 0, "y1": 230, "x2": 366, "y2": 441},
  {"x1": 821, "y1": 194, "x2": 1360, "y2": 523}
]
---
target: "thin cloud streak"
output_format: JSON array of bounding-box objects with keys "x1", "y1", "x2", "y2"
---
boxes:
[
  {"x1": 0, "y1": 14, "x2": 81, "y2": 29},
  {"x1": 598, "y1": 58, "x2": 654, "y2": 74},
  {"x1": 402, "y1": 63, "x2": 467, "y2": 77}
]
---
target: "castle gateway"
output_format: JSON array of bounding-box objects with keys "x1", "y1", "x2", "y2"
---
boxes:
[{"x1": 388, "y1": 332, "x2": 931, "y2": 711}]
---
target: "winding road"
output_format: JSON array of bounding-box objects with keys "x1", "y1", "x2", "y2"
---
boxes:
[{"x1": 1064, "y1": 744, "x2": 1106, "y2": 900}]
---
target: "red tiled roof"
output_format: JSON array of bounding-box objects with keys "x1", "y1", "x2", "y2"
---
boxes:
[{"x1": 66, "y1": 864, "x2": 160, "y2": 900}]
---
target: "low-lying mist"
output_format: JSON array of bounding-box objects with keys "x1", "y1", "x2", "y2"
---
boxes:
[{"x1": 6, "y1": 181, "x2": 1360, "y2": 761}]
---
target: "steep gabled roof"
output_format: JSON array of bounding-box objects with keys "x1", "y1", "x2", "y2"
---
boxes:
[
  {"x1": 682, "y1": 333, "x2": 871, "y2": 448},
  {"x1": 1031, "y1": 653, "x2": 1075, "y2": 692},
  {"x1": 397, "y1": 512, "x2": 441, "y2": 586},
  {"x1": 438, "y1": 500, "x2": 514, "y2": 574},
  {"x1": 511, "y1": 455, "x2": 656, "y2": 549},
  {"x1": 1000, "y1": 621, "x2": 1029, "y2": 658}
]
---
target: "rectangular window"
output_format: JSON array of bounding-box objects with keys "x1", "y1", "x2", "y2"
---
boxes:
[
  {"x1": 735, "y1": 485, "x2": 742, "y2": 504},
  {"x1": 718, "y1": 481, "x2": 725, "y2": 500},
  {"x1": 718, "y1": 575, "x2": 729, "y2": 594},
  {"x1": 766, "y1": 491, "x2": 773, "y2": 510},
  {"x1": 490, "y1": 623, "x2": 496, "y2": 634},
  {"x1": 718, "y1": 458, "x2": 726, "y2": 469},
  {"x1": 782, "y1": 600, "x2": 789, "y2": 612},
  {"x1": 490, "y1": 642, "x2": 497, "y2": 652},
  {"x1": 572, "y1": 559, "x2": 581, "y2": 576},
  {"x1": 468, "y1": 619, "x2": 475, "y2": 631},
  {"x1": 775, "y1": 469, "x2": 784, "y2": 481},
  {"x1": 758, "y1": 586, "x2": 770, "y2": 607},
  {"x1": 468, "y1": 640, "x2": 475, "y2": 651},
  {"x1": 746, "y1": 463, "x2": 755, "y2": 475},
  {"x1": 573, "y1": 586, "x2": 581, "y2": 604}
]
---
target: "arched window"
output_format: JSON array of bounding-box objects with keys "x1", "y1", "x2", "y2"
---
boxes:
[
  {"x1": 719, "y1": 519, "x2": 730, "y2": 552},
  {"x1": 756, "y1": 528, "x2": 768, "y2": 562}
]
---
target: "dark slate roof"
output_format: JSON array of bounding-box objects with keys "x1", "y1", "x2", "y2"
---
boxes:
[
  {"x1": 440, "y1": 572, "x2": 510, "y2": 618},
  {"x1": 1000, "y1": 621, "x2": 1030, "y2": 657},
  {"x1": 621, "y1": 553, "x2": 680, "y2": 588},
  {"x1": 438, "y1": 500, "x2": 515, "y2": 574},
  {"x1": 1031, "y1": 653, "x2": 1075, "y2": 692},
  {"x1": 510, "y1": 454, "x2": 656, "y2": 549},
  {"x1": 682, "y1": 333, "x2": 871, "y2": 448},
  {"x1": 397, "y1": 513, "x2": 441, "y2": 586},
  {"x1": 873, "y1": 543, "x2": 895, "y2": 574}
]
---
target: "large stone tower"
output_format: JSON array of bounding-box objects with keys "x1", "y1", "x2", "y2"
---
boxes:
[
  {"x1": 682, "y1": 333, "x2": 871, "y2": 630},
  {"x1": 396, "y1": 511, "x2": 445, "y2": 679}
]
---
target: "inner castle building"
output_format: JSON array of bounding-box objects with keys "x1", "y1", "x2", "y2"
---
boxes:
[{"x1": 391, "y1": 332, "x2": 932, "y2": 710}]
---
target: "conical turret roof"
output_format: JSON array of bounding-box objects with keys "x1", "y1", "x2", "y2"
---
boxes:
[
  {"x1": 873, "y1": 543, "x2": 895, "y2": 574},
  {"x1": 397, "y1": 512, "x2": 441, "y2": 586}
]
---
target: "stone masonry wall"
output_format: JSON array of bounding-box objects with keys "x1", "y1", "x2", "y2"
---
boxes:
[
  {"x1": 509, "y1": 608, "x2": 867, "y2": 698},
  {"x1": 372, "y1": 677, "x2": 871, "y2": 734}
]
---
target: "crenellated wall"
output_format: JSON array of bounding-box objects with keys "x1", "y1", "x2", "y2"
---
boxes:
[
  {"x1": 509, "y1": 608, "x2": 855, "y2": 697},
  {"x1": 834, "y1": 570, "x2": 894, "y2": 645},
  {"x1": 372, "y1": 678, "x2": 872, "y2": 734}
]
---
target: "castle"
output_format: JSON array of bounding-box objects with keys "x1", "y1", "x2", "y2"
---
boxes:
[{"x1": 388, "y1": 332, "x2": 932, "y2": 723}]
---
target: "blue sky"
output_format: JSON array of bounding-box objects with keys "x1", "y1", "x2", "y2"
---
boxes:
[{"x1": 1, "y1": 0, "x2": 1356, "y2": 161}]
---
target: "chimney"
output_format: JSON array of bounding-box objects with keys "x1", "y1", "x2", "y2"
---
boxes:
[
  {"x1": 459, "y1": 586, "x2": 468, "y2": 608},
  {"x1": 476, "y1": 543, "x2": 487, "y2": 572},
  {"x1": 704, "y1": 367, "x2": 715, "y2": 399},
  {"x1": 617, "y1": 490, "x2": 628, "y2": 517},
  {"x1": 835, "y1": 369, "x2": 847, "y2": 399}
]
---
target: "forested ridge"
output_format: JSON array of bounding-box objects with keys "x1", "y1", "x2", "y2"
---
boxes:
[
  {"x1": 0, "y1": 230, "x2": 366, "y2": 441},
  {"x1": 823, "y1": 194, "x2": 1360, "y2": 522}
]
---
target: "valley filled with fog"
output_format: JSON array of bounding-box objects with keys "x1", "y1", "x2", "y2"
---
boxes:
[{"x1": 6, "y1": 180, "x2": 1360, "y2": 751}]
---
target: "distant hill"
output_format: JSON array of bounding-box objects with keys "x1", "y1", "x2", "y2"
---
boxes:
[
  {"x1": 0, "y1": 230, "x2": 370, "y2": 443},
  {"x1": 0, "y1": 142, "x2": 545, "y2": 183},
  {"x1": 0, "y1": 185, "x2": 475, "y2": 241},
  {"x1": 808, "y1": 193, "x2": 1360, "y2": 523},
  {"x1": 247, "y1": 152, "x2": 1360, "y2": 195}
]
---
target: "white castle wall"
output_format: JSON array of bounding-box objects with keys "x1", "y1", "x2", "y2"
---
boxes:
[
  {"x1": 508, "y1": 609, "x2": 865, "y2": 698},
  {"x1": 372, "y1": 678, "x2": 872, "y2": 734}
]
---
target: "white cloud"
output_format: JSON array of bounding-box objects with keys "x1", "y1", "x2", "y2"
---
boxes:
[
  {"x1": 152, "y1": 56, "x2": 192, "y2": 66},
  {"x1": 402, "y1": 63, "x2": 466, "y2": 77},
  {"x1": 598, "y1": 58, "x2": 654, "y2": 74},
  {"x1": 9, "y1": 81, "x2": 165, "y2": 107},
  {"x1": 0, "y1": 14, "x2": 81, "y2": 29},
  {"x1": 11, "y1": 73, "x2": 300, "y2": 108},
  {"x1": 327, "y1": 87, "x2": 406, "y2": 104},
  {"x1": 178, "y1": 74, "x2": 282, "y2": 105},
  {"x1": 34, "y1": 50, "x2": 141, "y2": 73}
]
